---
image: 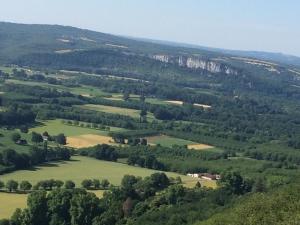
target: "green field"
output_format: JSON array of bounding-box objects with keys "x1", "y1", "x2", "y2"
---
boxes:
[
  {"x1": 0, "y1": 66, "x2": 18, "y2": 74},
  {"x1": 0, "y1": 66, "x2": 11, "y2": 73},
  {"x1": 5, "y1": 77, "x2": 176, "y2": 107},
  {"x1": 145, "y1": 98, "x2": 168, "y2": 105},
  {"x1": 0, "y1": 156, "x2": 209, "y2": 219},
  {"x1": 30, "y1": 120, "x2": 126, "y2": 137},
  {"x1": 0, "y1": 118, "x2": 127, "y2": 153},
  {"x1": 146, "y1": 135, "x2": 197, "y2": 147},
  {"x1": 0, "y1": 128, "x2": 31, "y2": 152},
  {"x1": 78, "y1": 104, "x2": 156, "y2": 121},
  {"x1": 0, "y1": 156, "x2": 198, "y2": 186},
  {"x1": 5, "y1": 79, "x2": 109, "y2": 97},
  {"x1": 104, "y1": 94, "x2": 170, "y2": 106}
]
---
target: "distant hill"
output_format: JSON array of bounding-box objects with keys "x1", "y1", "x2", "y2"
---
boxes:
[
  {"x1": 133, "y1": 37, "x2": 300, "y2": 67},
  {"x1": 1, "y1": 21, "x2": 300, "y2": 93}
]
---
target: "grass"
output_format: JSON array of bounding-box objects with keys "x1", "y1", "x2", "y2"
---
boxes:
[
  {"x1": 146, "y1": 135, "x2": 197, "y2": 148},
  {"x1": 0, "y1": 155, "x2": 214, "y2": 218},
  {"x1": 0, "y1": 118, "x2": 126, "y2": 153},
  {"x1": 145, "y1": 98, "x2": 168, "y2": 105},
  {"x1": 78, "y1": 104, "x2": 156, "y2": 121},
  {"x1": 0, "y1": 192, "x2": 28, "y2": 219},
  {"x1": 30, "y1": 120, "x2": 126, "y2": 137},
  {"x1": 0, "y1": 66, "x2": 14, "y2": 74},
  {"x1": 5, "y1": 79, "x2": 110, "y2": 97},
  {"x1": 104, "y1": 94, "x2": 167, "y2": 105},
  {"x1": 184, "y1": 179, "x2": 217, "y2": 189},
  {"x1": 0, "y1": 156, "x2": 198, "y2": 187},
  {"x1": 0, "y1": 128, "x2": 32, "y2": 153}
]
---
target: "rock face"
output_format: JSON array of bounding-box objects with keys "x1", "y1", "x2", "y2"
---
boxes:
[
  {"x1": 152, "y1": 54, "x2": 238, "y2": 75},
  {"x1": 152, "y1": 54, "x2": 169, "y2": 63}
]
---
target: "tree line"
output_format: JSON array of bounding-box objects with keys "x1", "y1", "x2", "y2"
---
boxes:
[
  {"x1": 0, "y1": 178, "x2": 111, "y2": 193},
  {"x1": 0, "y1": 146, "x2": 71, "y2": 174}
]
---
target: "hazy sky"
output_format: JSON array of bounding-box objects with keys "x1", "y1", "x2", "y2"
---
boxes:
[{"x1": 0, "y1": 0, "x2": 299, "y2": 56}]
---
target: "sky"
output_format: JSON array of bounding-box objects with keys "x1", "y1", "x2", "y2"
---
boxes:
[{"x1": 0, "y1": 0, "x2": 299, "y2": 56}]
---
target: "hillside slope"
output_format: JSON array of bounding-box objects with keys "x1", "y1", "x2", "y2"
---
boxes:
[{"x1": 1, "y1": 22, "x2": 300, "y2": 95}]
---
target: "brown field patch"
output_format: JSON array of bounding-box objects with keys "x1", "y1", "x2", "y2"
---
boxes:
[
  {"x1": 193, "y1": 103, "x2": 212, "y2": 109},
  {"x1": 183, "y1": 179, "x2": 217, "y2": 189},
  {"x1": 105, "y1": 43, "x2": 128, "y2": 49},
  {"x1": 55, "y1": 49, "x2": 73, "y2": 54},
  {"x1": 0, "y1": 192, "x2": 28, "y2": 219},
  {"x1": 80, "y1": 93, "x2": 92, "y2": 98},
  {"x1": 187, "y1": 144, "x2": 214, "y2": 150},
  {"x1": 57, "y1": 39, "x2": 71, "y2": 43},
  {"x1": 165, "y1": 100, "x2": 183, "y2": 105},
  {"x1": 166, "y1": 101, "x2": 211, "y2": 109},
  {"x1": 67, "y1": 134, "x2": 115, "y2": 148}
]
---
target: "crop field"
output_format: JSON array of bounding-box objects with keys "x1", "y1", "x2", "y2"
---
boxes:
[
  {"x1": 30, "y1": 120, "x2": 126, "y2": 137},
  {"x1": 78, "y1": 104, "x2": 156, "y2": 120},
  {"x1": 145, "y1": 135, "x2": 198, "y2": 147},
  {"x1": 67, "y1": 134, "x2": 115, "y2": 148},
  {"x1": 0, "y1": 156, "x2": 199, "y2": 187},
  {"x1": 187, "y1": 144, "x2": 215, "y2": 151}
]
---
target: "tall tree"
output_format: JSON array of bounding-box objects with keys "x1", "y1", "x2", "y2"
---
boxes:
[
  {"x1": 6, "y1": 180, "x2": 18, "y2": 192},
  {"x1": 31, "y1": 132, "x2": 43, "y2": 144},
  {"x1": 25, "y1": 191, "x2": 48, "y2": 225},
  {"x1": 20, "y1": 181, "x2": 32, "y2": 192},
  {"x1": 55, "y1": 134, "x2": 66, "y2": 145},
  {"x1": 70, "y1": 192, "x2": 101, "y2": 225}
]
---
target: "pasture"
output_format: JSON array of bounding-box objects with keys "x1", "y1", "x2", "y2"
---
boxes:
[
  {"x1": 145, "y1": 135, "x2": 217, "y2": 151},
  {"x1": 0, "y1": 128, "x2": 31, "y2": 152},
  {"x1": 78, "y1": 104, "x2": 156, "y2": 120},
  {"x1": 104, "y1": 95, "x2": 168, "y2": 105},
  {"x1": 145, "y1": 135, "x2": 197, "y2": 147},
  {"x1": 5, "y1": 79, "x2": 109, "y2": 98},
  {"x1": 0, "y1": 156, "x2": 198, "y2": 187},
  {"x1": 30, "y1": 120, "x2": 125, "y2": 137},
  {"x1": 0, "y1": 192, "x2": 27, "y2": 219},
  {"x1": 0, "y1": 65, "x2": 18, "y2": 74}
]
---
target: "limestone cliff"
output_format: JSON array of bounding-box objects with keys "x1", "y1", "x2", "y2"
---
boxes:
[{"x1": 152, "y1": 54, "x2": 238, "y2": 75}]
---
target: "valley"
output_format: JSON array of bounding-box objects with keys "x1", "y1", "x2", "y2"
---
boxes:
[{"x1": 0, "y1": 22, "x2": 300, "y2": 225}]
